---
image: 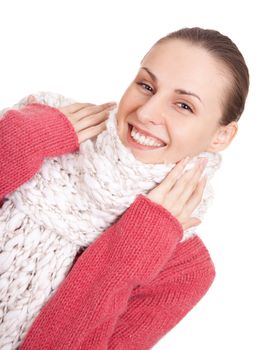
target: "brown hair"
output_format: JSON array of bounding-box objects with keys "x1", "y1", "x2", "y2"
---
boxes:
[{"x1": 154, "y1": 27, "x2": 249, "y2": 126}]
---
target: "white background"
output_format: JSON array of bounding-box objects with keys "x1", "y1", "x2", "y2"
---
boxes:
[{"x1": 1, "y1": 1, "x2": 273, "y2": 349}]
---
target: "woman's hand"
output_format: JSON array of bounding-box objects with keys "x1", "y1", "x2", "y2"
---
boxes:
[
  {"x1": 26, "y1": 95, "x2": 116, "y2": 144},
  {"x1": 58, "y1": 102, "x2": 117, "y2": 143},
  {"x1": 147, "y1": 157, "x2": 208, "y2": 231}
]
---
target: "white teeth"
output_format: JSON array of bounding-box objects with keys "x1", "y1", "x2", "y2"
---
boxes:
[{"x1": 131, "y1": 126, "x2": 164, "y2": 147}]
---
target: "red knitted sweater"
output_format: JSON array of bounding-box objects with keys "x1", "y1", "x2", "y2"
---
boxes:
[{"x1": 0, "y1": 104, "x2": 216, "y2": 349}]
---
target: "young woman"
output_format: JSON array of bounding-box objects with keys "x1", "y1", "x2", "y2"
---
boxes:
[{"x1": 0, "y1": 27, "x2": 249, "y2": 349}]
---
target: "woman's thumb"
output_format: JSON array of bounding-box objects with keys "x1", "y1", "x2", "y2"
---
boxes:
[
  {"x1": 183, "y1": 217, "x2": 201, "y2": 230},
  {"x1": 26, "y1": 95, "x2": 37, "y2": 104}
]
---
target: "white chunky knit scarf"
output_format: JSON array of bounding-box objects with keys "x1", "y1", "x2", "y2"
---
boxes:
[{"x1": 0, "y1": 92, "x2": 222, "y2": 349}]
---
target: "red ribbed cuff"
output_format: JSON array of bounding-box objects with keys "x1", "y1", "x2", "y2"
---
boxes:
[{"x1": 19, "y1": 103, "x2": 79, "y2": 156}]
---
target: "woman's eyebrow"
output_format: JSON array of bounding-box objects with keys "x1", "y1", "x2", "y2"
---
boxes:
[{"x1": 140, "y1": 67, "x2": 203, "y2": 104}]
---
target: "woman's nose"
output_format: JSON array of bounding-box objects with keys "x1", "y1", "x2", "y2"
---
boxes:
[{"x1": 136, "y1": 95, "x2": 165, "y2": 125}]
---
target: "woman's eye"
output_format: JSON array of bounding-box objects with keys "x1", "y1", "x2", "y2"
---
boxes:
[
  {"x1": 137, "y1": 82, "x2": 153, "y2": 93},
  {"x1": 136, "y1": 83, "x2": 193, "y2": 113},
  {"x1": 177, "y1": 102, "x2": 193, "y2": 113}
]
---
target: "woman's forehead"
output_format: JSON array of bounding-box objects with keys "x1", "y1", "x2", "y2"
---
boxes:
[
  {"x1": 141, "y1": 40, "x2": 230, "y2": 97},
  {"x1": 143, "y1": 41, "x2": 218, "y2": 75}
]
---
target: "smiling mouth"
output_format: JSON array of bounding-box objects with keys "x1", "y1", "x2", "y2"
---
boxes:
[{"x1": 127, "y1": 124, "x2": 167, "y2": 149}]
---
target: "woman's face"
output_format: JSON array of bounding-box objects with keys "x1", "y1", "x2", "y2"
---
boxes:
[{"x1": 117, "y1": 39, "x2": 232, "y2": 164}]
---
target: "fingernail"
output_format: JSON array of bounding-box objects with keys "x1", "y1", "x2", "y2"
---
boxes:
[
  {"x1": 200, "y1": 158, "x2": 208, "y2": 166},
  {"x1": 202, "y1": 175, "x2": 208, "y2": 183},
  {"x1": 176, "y1": 156, "x2": 190, "y2": 165},
  {"x1": 180, "y1": 156, "x2": 189, "y2": 165},
  {"x1": 107, "y1": 105, "x2": 116, "y2": 110},
  {"x1": 184, "y1": 156, "x2": 190, "y2": 163}
]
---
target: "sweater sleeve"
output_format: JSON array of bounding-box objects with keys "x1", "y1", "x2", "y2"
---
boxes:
[
  {"x1": 107, "y1": 236, "x2": 216, "y2": 350},
  {"x1": 20, "y1": 194, "x2": 183, "y2": 350},
  {"x1": 0, "y1": 103, "x2": 79, "y2": 200}
]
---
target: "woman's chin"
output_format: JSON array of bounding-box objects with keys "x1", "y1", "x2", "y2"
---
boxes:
[{"x1": 128, "y1": 147, "x2": 167, "y2": 164}]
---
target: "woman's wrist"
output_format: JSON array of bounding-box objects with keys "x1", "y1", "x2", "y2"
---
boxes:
[{"x1": 19, "y1": 103, "x2": 79, "y2": 156}]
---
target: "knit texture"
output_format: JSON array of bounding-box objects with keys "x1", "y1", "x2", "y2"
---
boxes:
[
  {"x1": 20, "y1": 194, "x2": 215, "y2": 350},
  {"x1": 107, "y1": 236, "x2": 215, "y2": 350},
  {"x1": 0, "y1": 102, "x2": 79, "y2": 199},
  {"x1": 0, "y1": 92, "x2": 221, "y2": 349}
]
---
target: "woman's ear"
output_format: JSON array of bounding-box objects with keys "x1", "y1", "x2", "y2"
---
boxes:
[{"x1": 206, "y1": 121, "x2": 238, "y2": 152}]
